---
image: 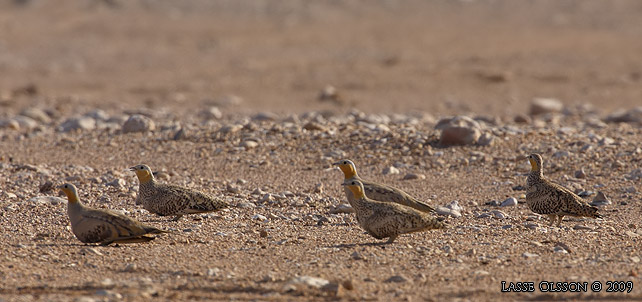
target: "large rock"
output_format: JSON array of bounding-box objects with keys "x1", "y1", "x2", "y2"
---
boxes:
[
  {"x1": 604, "y1": 107, "x2": 642, "y2": 124},
  {"x1": 530, "y1": 98, "x2": 563, "y2": 115},
  {"x1": 122, "y1": 114, "x2": 155, "y2": 133},
  {"x1": 436, "y1": 116, "x2": 481, "y2": 146},
  {"x1": 21, "y1": 108, "x2": 51, "y2": 124},
  {"x1": 12, "y1": 116, "x2": 39, "y2": 130}
]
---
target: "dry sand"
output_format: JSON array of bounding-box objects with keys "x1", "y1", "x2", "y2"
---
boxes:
[{"x1": 1, "y1": 1, "x2": 641, "y2": 301}]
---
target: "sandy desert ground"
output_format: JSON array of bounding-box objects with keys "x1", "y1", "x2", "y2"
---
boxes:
[{"x1": 1, "y1": 0, "x2": 642, "y2": 301}]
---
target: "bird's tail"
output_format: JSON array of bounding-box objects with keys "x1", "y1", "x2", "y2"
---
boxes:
[{"x1": 146, "y1": 226, "x2": 170, "y2": 234}]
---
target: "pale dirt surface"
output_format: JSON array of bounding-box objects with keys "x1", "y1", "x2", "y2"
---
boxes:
[{"x1": 1, "y1": 1, "x2": 642, "y2": 301}]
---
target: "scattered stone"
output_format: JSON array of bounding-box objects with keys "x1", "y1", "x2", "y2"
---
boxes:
[
  {"x1": 573, "y1": 224, "x2": 594, "y2": 231},
  {"x1": 259, "y1": 229, "x2": 268, "y2": 237},
  {"x1": 59, "y1": 116, "x2": 96, "y2": 132},
  {"x1": 403, "y1": 173, "x2": 425, "y2": 180},
  {"x1": 530, "y1": 98, "x2": 563, "y2": 115},
  {"x1": 303, "y1": 122, "x2": 327, "y2": 131},
  {"x1": 604, "y1": 107, "x2": 642, "y2": 124},
  {"x1": 435, "y1": 206, "x2": 461, "y2": 218},
  {"x1": 329, "y1": 204, "x2": 354, "y2": 214},
  {"x1": 574, "y1": 169, "x2": 586, "y2": 179},
  {"x1": 80, "y1": 247, "x2": 103, "y2": 256},
  {"x1": 122, "y1": 114, "x2": 155, "y2": 133},
  {"x1": 28, "y1": 196, "x2": 66, "y2": 205},
  {"x1": 384, "y1": 275, "x2": 410, "y2": 283},
  {"x1": 554, "y1": 242, "x2": 572, "y2": 253},
  {"x1": 207, "y1": 268, "x2": 221, "y2": 277},
  {"x1": 200, "y1": 107, "x2": 223, "y2": 120},
  {"x1": 259, "y1": 193, "x2": 273, "y2": 203},
  {"x1": 446, "y1": 200, "x2": 463, "y2": 212},
  {"x1": 0, "y1": 119, "x2": 19, "y2": 130},
  {"x1": 624, "y1": 186, "x2": 637, "y2": 194},
  {"x1": 350, "y1": 251, "x2": 364, "y2": 260},
  {"x1": 21, "y1": 108, "x2": 51, "y2": 124},
  {"x1": 219, "y1": 124, "x2": 243, "y2": 134},
  {"x1": 477, "y1": 132, "x2": 495, "y2": 146},
  {"x1": 500, "y1": 197, "x2": 518, "y2": 207},
  {"x1": 226, "y1": 184, "x2": 240, "y2": 194},
  {"x1": 522, "y1": 252, "x2": 540, "y2": 258},
  {"x1": 590, "y1": 191, "x2": 611, "y2": 206},
  {"x1": 318, "y1": 85, "x2": 342, "y2": 104},
  {"x1": 476, "y1": 213, "x2": 491, "y2": 219},
  {"x1": 491, "y1": 210, "x2": 508, "y2": 219},
  {"x1": 436, "y1": 116, "x2": 482, "y2": 146},
  {"x1": 211, "y1": 95, "x2": 243, "y2": 107},
  {"x1": 39, "y1": 181, "x2": 55, "y2": 193},
  {"x1": 284, "y1": 276, "x2": 330, "y2": 291},
  {"x1": 95, "y1": 290, "x2": 122, "y2": 300},
  {"x1": 236, "y1": 202, "x2": 256, "y2": 208},
  {"x1": 252, "y1": 214, "x2": 267, "y2": 221},
  {"x1": 241, "y1": 140, "x2": 259, "y2": 149},
  {"x1": 513, "y1": 114, "x2": 531, "y2": 124},
  {"x1": 252, "y1": 112, "x2": 278, "y2": 122},
  {"x1": 626, "y1": 169, "x2": 642, "y2": 181},
  {"x1": 123, "y1": 263, "x2": 138, "y2": 272},
  {"x1": 106, "y1": 178, "x2": 126, "y2": 189},
  {"x1": 84, "y1": 109, "x2": 109, "y2": 121},
  {"x1": 12, "y1": 115, "x2": 39, "y2": 130},
  {"x1": 382, "y1": 166, "x2": 400, "y2": 175},
  {"x1": 173, "y1": 128, "x2": 186, "y2": 140}
]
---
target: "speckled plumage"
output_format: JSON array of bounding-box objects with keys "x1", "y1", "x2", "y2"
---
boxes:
[
  {"x1": 59, "y1": 183, "x2": 166, "y2": 245},
  {"x1": 131, "y1": 164, "x2": 228, "y2": 221},
  {"x1": 526, "y1": 153, "x2": 601, "y2": 226},
  {"x1": 333, "y1": 159, "x2": 435, "y2": 213},
  {"x1": 342, "y1": 180, "x2": 446, "y2": 244}
]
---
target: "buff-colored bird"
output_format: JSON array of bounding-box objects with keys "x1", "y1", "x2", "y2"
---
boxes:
[
  {"x1": 334, "y1": 159, "x2": 435, "y2": 213},
  {"x1": 130, "y1": 164, "x2": 228, "y2": 221},
  {"x1": 526, "y1": 153, "x2": 602, "y2": 226},
  {"x1": 59, "y1": 183, "x2": 167, "y2": 245},
  {"x1": 342, "y1": 180, "x2": 446, "y2": 244}
]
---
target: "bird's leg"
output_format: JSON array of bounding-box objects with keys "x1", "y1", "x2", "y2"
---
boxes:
[
  {"x1": 100, "y1": 240, "x2": 114, "y2": 246},
  {"x1": 386, "y1": 235, "x2": 398, "y2": 244},
  {"x1": 556, "y1": 215, "x2": 564, "y2": 227},
  {"x1": 548, "y1": 215, "x2": 556, "y2": 226},
  {"x1": 172, "y1": 215, "x2": 183, "y2": 222}
]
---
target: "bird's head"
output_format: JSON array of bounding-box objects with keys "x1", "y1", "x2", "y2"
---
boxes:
[
  {"x1": 58, "y1": 183, "x2": 80, "y2": 203},
  {"x1": 130, "y1": 164, "x2": 154, "y2": 183},
  {"x1": 332, "y1": 159, "x2": 357, "y2": 179},
  {"x1": 527, "y1": 153, "x2": 543, "y2": 171},
  {"x1": 341, "y1": 179, "x2": 365, "y2": 199}
]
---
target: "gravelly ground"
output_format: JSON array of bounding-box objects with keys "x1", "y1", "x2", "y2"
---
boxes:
[{"x1": 1, "y1": 1, "x2": 642, "y2": 301}]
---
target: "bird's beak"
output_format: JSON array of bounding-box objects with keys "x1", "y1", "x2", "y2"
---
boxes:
[
  {"x1": 341, "y1": 182, "x2": 347, "y2": 186},
  {"x1": 56, "y1": 184, "x2": 64, "y2": 189},
  {"x1": 129, "y1": 167, "x2": 137, "y2": 172}
]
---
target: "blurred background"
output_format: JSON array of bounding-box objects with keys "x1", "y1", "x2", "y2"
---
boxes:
[{"x1": 1, "y1": 0, "x2": 641, "y2": 117}]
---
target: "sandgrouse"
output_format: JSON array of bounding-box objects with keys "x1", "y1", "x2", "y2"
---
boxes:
[
  {"x1": 526, "y1": 153, "x2": 601, "y2": 226},
  {"x1": 334, "y1": 159, "x2": 435, "y2": 213},
  {"x1": 59, "y1": 183, "x2": 167, "y2": 245},
  {"x1": 342, "y1": 180, "x2": 446, "y2": 244},
  {"x1": 130, "y1": 164, "x2": 228, "y2": 221}
]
